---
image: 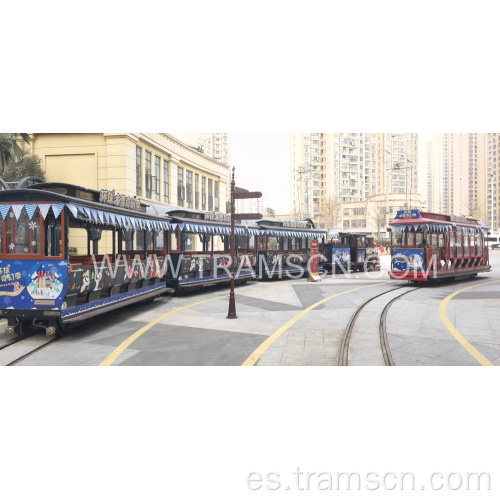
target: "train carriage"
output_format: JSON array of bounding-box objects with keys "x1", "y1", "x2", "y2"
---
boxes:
[
  {"x1": 388, "y1": 209, "x2": 491, "y2": 282},
  {"x1": 0, "y1": 182, "x2": 173, "y2": 337},
  {"x1": 161, "y1": 207, "x2": 255, "y2": 291},
  {"x1": 323, "y1": 232, "x2": 380, "y2": 273},
  {"x1": 251, "y1": 218, "x2": 327, "y2": 279}
]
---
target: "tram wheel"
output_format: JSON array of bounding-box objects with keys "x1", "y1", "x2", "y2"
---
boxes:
[{"x1": 19, "y1": 320, "x2": 44, "y2": 339}]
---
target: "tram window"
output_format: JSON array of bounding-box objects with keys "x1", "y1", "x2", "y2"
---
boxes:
[
  {"x1": 279, "y1": 238, "x2": 289, "y2": 251},
  {"x1": 395, "y1": 230, "x2": 403, "y2": 245},
  {"x1": 68, "y1": 227, "x2": 88, "y2": 255},
  {"x1": 431, "y1": 233, "x2": 438, "y2": 247},
  {"x1": 416, "y1": 232, "x2": 423, "y2": 246},
  {"x1": 249, "y1": 235, "x2": 255, "y2": 249},
  {"x1": 268, "y1": 237, "x2": 278, "y2": 251},
  {"x1": 170, "y1": 230, "x2": 180, "y2": 252},
  {"x1": 301, "y1": 237, "x2": 307, "y2": 249},
  {"x1": 5, "y1": 208, "x2": 41, "y2": 255},
  {"x1": 464, "y1": 235, "x2": 470, "y2": 257},
  {"x1": 259, "y1": 234, "x2": 266, "y2": 249},
  {"x1": 136, "y1": 229, "x2": 153, "y2": 251},
  {"x1": 236, "y1": 235, "x2": 248, "y2": 250},
  {"x1": 181, "y1": 233, "x2": 195, "y2": 252},
  {"x1": 407, "y1": 232, "x2": 416, "y2": 246},
  {"x1": 438, "y1": 233, "x2": 444, "y2": 247},
  {"x1": 122, "y1": 229, "x2": 135, "y2": 251},
  {"x1": 476, "y1": 234, "x2": 482, "y2": 255},
  {"x1": 45, "y1": 220, "x2": 62, "y2": 256},
  {"x1": 357, "y1": 236, "x2": 366, "y2": 246},
  {"x1": 155, "y1": 230, "x2": 165, "y2": 250},
  {"x1": 456, "y1": 233, "x2": 463, "y2": 257},
  {"x1": 291, "y1": 238, "x2": 300, "y2": 251}
]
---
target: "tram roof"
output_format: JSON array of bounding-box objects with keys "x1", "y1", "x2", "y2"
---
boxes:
[
  {"x1": 390, "y1": 209, "x2": 488, "y2": 229},
  {"x1": 0, "y1": 182, "x2": 171, "y2": 222}
]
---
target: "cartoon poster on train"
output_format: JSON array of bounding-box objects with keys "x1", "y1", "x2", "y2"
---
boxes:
[
  {"x1": 392, "y1": 249, "x2": 424, "y2": 272},
  {"x1": 0, "y1": 260, "x2": 68, "y2": 310},
  {"x1": 333, "y1": 247, "x2": 350, "y2": 266},
  {"x1": 357, "y1": 249, "x2": 366, "y2": 263}
]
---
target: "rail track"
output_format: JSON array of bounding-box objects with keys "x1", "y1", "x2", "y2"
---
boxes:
[
  {"x1": 339, "y1": 285, "x2": 418, "y2": 366},
  {"x1": 0, "y1": 334, "x2": 56, "y2": 366}
]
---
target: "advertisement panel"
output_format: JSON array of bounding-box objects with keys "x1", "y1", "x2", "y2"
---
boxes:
[
  {"x1": 392, "y1": 249, "x2": 425, "y2": 272},
  {"x1": 0, "y1": 259, "x2": 68, "y2": 310},
  {"x1": 357, "y1": 249, "x2": 366, "y2": 263},
  {"x1": 332, "y1": 247, "x2": 350, "y2": 266}
]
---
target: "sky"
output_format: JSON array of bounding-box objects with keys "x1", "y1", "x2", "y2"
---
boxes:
[{"x1": 231, "y1": 133, "x2": 290, "y2": 214}]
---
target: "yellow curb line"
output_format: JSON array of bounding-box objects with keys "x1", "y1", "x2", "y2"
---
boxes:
[
  {"x1": 438, "y1": 279, "x2": 500, "y2": 366},
  {"x1": 242, "y1": 282, "x2": 388, "y2": 366},
  {"x1": 99, "y1": 278, "x2": 310, "y2": 366}
]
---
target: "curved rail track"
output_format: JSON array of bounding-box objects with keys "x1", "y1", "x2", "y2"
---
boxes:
[{"x1": 339, "y1": 286, "x2": 418, "y2": 366}]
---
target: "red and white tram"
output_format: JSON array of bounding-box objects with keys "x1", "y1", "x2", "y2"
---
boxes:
[{"x1": 388, "y1": 209, "x2": 491, "y2": 282}]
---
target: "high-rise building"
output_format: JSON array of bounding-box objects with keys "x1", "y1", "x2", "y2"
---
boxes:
[
  {"x1": 420, "y1": 133, "x2": 488, "y2": 221},
  {"x1": 290, "y1": 133, "x2": 419, "y2": 228},
  {"x1": 170, "y1": 133, "x2": 232, "y2": 166},
  {"x1": 487, "y1": 133, "x2": 499, "y2": 231}
]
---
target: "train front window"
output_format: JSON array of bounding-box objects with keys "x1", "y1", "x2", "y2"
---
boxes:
[
  {"x1": 407, "y1": 231, "x2": 415, "y2": 246},
  {"x1": 5, "y1": 207, "x2": 41, "y2": 255}
]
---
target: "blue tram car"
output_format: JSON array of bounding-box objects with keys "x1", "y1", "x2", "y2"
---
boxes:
[{"x1": 0, "y1": 182, "x2": 173, "y2": 337}]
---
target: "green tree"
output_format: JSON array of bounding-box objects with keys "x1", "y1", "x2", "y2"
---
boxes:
[
  {"x1": 0, "y1": 133, "x2": 31, "y2": 175},
  {"x1": 2, "y1": 144, "x2": 45, "y2": 182},
  {"x1": 265, "y1": 207, "x2": 276, "y2": 217}
]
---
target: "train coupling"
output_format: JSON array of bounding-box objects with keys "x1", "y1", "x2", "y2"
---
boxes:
[{"x1": 5, "y1": 326, "x2": 15, "y2": 336}]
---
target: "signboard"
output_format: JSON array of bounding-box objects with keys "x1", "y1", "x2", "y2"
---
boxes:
[
  {"x1": 0, "y1": 259, "x2": 68, "y2": 310},
  {"x1": 392, "y1": 249, "x2": 424, "y2": 272},
  {"x1": 357, "y1": 249, "x2": 366, "y2": 263},
  {"x1": 332, "y1": 247, "x2": 350, "y2": 266},
  {"x1": 100, "y1": 189, "x2": 141, "y2": 211},
  {"x1": 234, "y1": 191, "x2": 262, "y2": 200},
  {"x1": 204, "y1": 212, "x2": 231, "y2": 223},
  {"x1": 283, "y1": 220, "x2": 308, "y2": 229},
  {"x1": 308, "y1": 239, "x2": 321, "y2": 282},
  {"x1": 395, "y1": 209, "x2": 422, "y2": 220},
  {"x1": 236, "y1": 213, "x2": 263, "y2": 220}
]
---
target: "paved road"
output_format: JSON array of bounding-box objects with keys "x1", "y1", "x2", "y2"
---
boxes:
[{"x1": 8, "y1": 250, "x2": 500, "y2": 366}]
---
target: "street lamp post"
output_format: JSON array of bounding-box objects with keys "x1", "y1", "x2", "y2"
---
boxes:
[{"x1": 227, "y1": 166, "x2": 237, "y2": 319}]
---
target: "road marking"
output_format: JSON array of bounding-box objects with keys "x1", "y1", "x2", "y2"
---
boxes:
[
  {"x1": 0, "y1": 321, "x2": 6, "y2": 327},
  {"x1": 438, "y1": 279, "x2": 500, "y2": 366},
  {"x1": 99, "y1": 278, "x2": 310, "y2": 366},
  {"x1": 242, "y1": 282, "x2": 389, "y2": 366}
]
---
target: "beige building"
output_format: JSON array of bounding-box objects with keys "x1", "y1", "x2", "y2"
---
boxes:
[
  {"x1": 30, "y1": 133, "x2": 230, "y2": 212},
  {"x1": 28, "y1": 133, "x2": 230, "y2": 253}
]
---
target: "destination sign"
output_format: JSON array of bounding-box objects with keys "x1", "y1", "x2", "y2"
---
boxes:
[
  {"x1": 204, "y1": 212, "x2": 231, "y2": 223},
  {"x1": 100, "y1": 189, "x2": 141, "y2": 211},
  {"x1": 395, "y1": 209, "x2": 422, "y2": 220},
  {"x1": 450, "y1": 215, "x2": 471, "y2": 224}
]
